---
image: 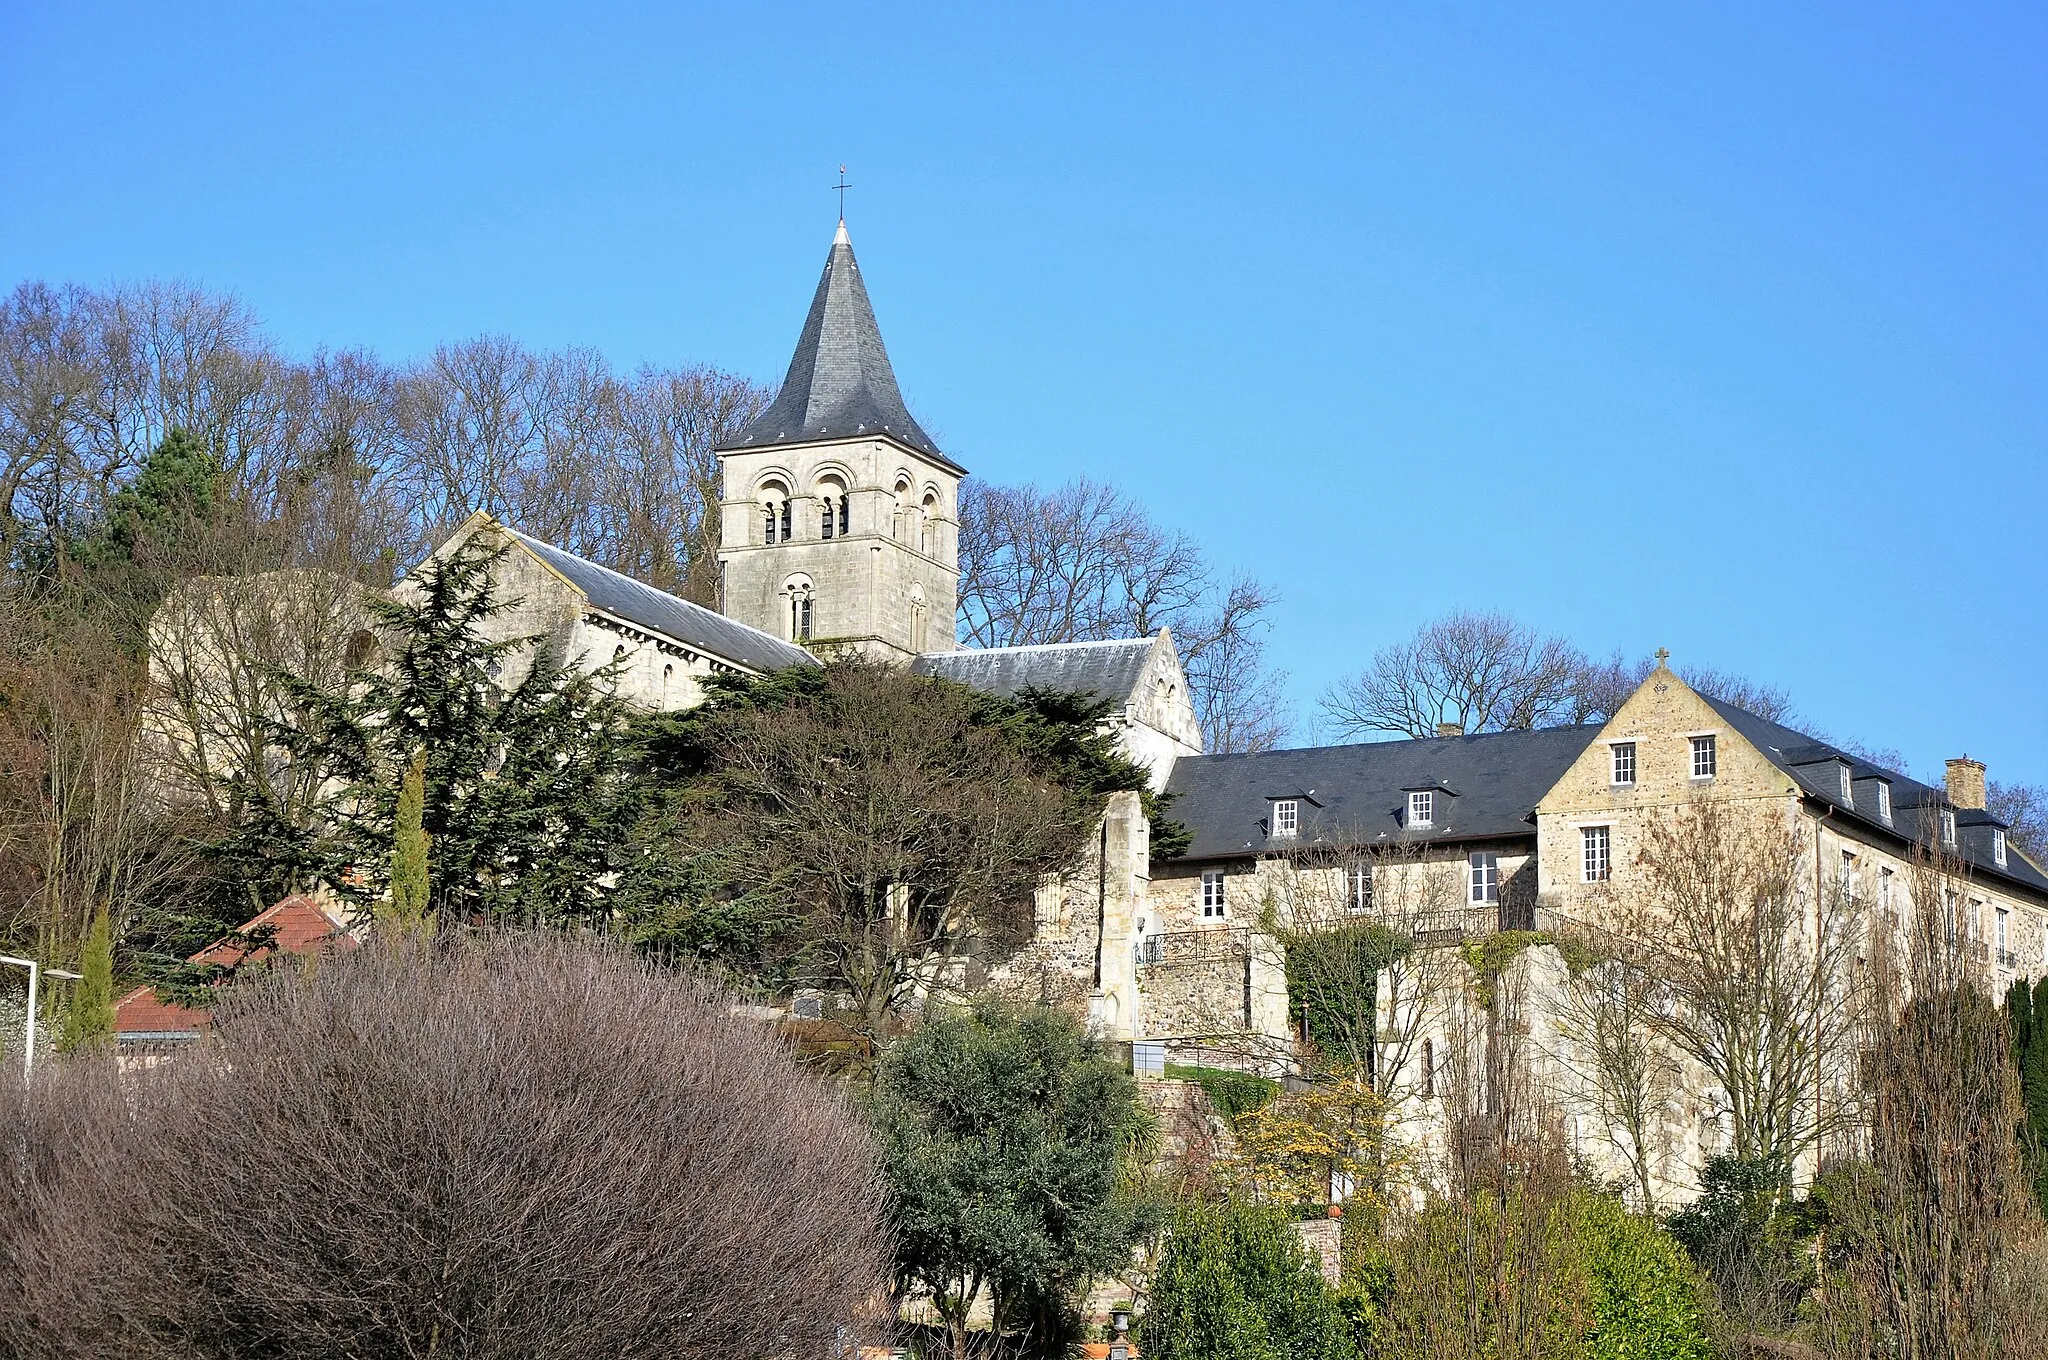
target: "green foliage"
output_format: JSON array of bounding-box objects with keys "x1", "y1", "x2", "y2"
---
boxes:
[
  {"x1": 1284, "y1": 920, "x2": 1404, "y2": 1069},
  {"x1": 1166, "y1": 1062, "x2": 1279, "y2": 1122},
  {"x1": 91, "y1": 427, "x2": 223, "y2": 563},
  {"x1": 1370, "y1": 1179, "x2": 1715, "y2": 1359},
  {"x1": 384, "y1": 748, "x2": 431, "y2": 931},
  {"x1": 57, "y1": 905, "x2": 116, "y2": 1051},
  {"x1": 1462, "y1": 929, "x2": 1549, "y2": 1011},
  {"x1": 2009, "y1": 977, "x2": 2048, "y2": 1216},
  {"x1": 214, "y1": 539, "x2": 645, "y2": 929},
  {"x1": 1664, "y1": 1154, "x2": 1813, "y2": 1330},
  {"x1": 1142, "y1": 1201, "x2": 1355, "y2": 1360},
  {"x1": 870, "y1": 1002, "x2": 1160, "y2": 1353},
  {"x1": 1578, "y1": 1195, "x2": 1717, "y2": 1360}
]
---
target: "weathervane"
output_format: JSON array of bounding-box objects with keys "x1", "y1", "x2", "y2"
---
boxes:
[{"x1": 834, "y1": 164, "x2": 851, "y2": 221}]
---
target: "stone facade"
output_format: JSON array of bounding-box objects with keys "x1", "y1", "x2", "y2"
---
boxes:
[{"x1": 716, "y1": 434, "x2": 960, "y2": 662}]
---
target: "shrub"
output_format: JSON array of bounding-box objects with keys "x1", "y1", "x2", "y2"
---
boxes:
[
  {"x1": 1579, "y1": 1195, "x2": 1716, "y2": 1360},
  {"x1": 0, "y1": 933, "x2": 888, "y2": 1360},
  {"x1": 1143, "y1": 1201, "x2": 1355, "y2": 1360}
]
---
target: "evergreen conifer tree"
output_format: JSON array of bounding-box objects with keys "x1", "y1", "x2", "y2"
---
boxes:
[
  {"x1": 2015, "y1": 977, "x2": 2048, "y2": 1215},
  {"x1": 217, "y1": 538, "x2": 642, "y2": 929},
  {"x1": 58, "y1": 905, "x2": 117, "y2": 1052},
  {"x1": 386, "y1": 748, "x2": 431, "y2": 932}
]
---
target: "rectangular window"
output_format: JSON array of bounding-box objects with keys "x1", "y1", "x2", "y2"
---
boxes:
[
  {"x1": 1995, "y1": 829, "x2": 2008, "y2": 868},
  {"x1": 1879, "y1": 866, "x2": 1894, "y2": 912},
  {"x1": 821, "y1": 498, "x2": 836, "y2": 539},
  {"x1": 1839, "y1": 850, "x2": 1855, "y2": 902},
  {"x1": 1840, "y1": 764, "x2": 1854, "y2": 805},
  {"x1": 1408, "y1": 790, "x2": 1434, "y2": 828},
  {"x1": 1347, "y1": 864, "x2": 1374, "y2": 913},
  {"x1": 1997, "y1": 907, "x2": 2010, "y2": 951},
  {"x1": 1690, "y1": 735, "x2": 1717, "y2": 780},
  {"x1": 1611, "y1": 742, "x2": 1636, "y2": 786},
  {"x1": 1877, "y1": 781, "x2": 1892, "y2": 822},
  {"x1": 1942, "y1": 809, "x2": 1957, "y2": 846},
  {"x1": 1469, "y1": 852, "x2": 1499, "y2": 904},
  {"x1": 1200, "y1": 870, "x2": 1227, "y2": 919},
  {"x1": 1582, "y1": 826, "x2": 1611, "y2": 882},
  {"x1": 1272, "y1": 800, "x2": 1299, "y2": 838}
]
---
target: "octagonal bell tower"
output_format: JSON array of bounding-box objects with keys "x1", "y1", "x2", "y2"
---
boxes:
[{"x1": 715, "y1": 221, "x2": 963, "y2": 663}]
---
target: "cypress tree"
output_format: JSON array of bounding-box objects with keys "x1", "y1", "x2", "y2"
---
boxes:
[
  {"x1": 386, "y1": 748, "x2": 431, "y2": 932},
  {"x1": 2028, "y1": 978, "x2": 2048, "y2": 1214},
  {"x1": 59, "y1": 905, "x2": 117, "y2": 1051}
]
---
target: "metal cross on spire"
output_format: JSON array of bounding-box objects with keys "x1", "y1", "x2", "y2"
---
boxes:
[{"x1": 834, "y1": 165, "x2": 851, "y2": 221}]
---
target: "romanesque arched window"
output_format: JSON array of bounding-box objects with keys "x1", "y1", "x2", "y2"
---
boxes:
[
  {"x1": 783, "y1": 574, "x2": 815, "y2": 642},
  {"x1": 920, "y1": 491, "x2": 938, "y2": 555},
  {"x1": 818, "y1": 477, "x2": 849, "y2": 539},
  {"x1": 761, "y1": 484, "x2": 792, "y2": 544}
]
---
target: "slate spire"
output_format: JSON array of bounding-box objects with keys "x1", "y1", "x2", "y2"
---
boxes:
[{"x1": 721, "y1": 222, "x2": 952, "y2": 465}]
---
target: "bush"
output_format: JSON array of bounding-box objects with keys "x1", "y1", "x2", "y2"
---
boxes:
[
  {"x1": 1371, "y1": 1169, "x2": 1714, "y2": 1359},
  {"x1": 1142, "y1": 1201, "x2": 1355, "y2": 1360},
  {"x1": 1165, "y1": 1062, "x2": 1278, "y2": 1121},
  {"x1": 0, "y1": 933, "x2": 889, "y2": 1360}
]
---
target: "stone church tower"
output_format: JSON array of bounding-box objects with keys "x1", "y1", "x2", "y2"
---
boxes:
[{"x1": 714, "y1": 221, "x2": 963, "y2": 662}]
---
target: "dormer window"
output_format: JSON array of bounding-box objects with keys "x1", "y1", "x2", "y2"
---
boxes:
[
  {"x1": 1942, "y1": 809, "x2": 1957, "y2": 847},
  {"x1": 1408, "y1": 790, "x2": 1435, "y2": 829},
  {"x1": 1995, "y1": 829, "x2": 2008, "y2": 868},
  {"x1": 1839, "y1": 763, "x2": 1854, "y2": 806},
  {"x1": 1272, "y1": 800, "x2": 1299, "y2": 838},
  {"x1": 1876, "y1": 781, "x2": 1892, "y2": 823}
]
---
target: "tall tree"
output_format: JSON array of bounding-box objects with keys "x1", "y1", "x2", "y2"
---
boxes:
[
  {"x1": 218, "y1": 539, "x2": 641, "y2": 929},
  {"x1": 385, "y1": 748, "x2": 430, "y2": 932},
  {"x1": 957, "y1": 477, "x2": 1288, "y2": 753},
  {"x1": 56, "y1": 903, "x2": 115, "y2": 1051},
  {"x1": 633, "y1": 661, "x2": 1177, "y2": 1036}
]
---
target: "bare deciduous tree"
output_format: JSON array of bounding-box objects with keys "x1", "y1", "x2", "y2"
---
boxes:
[
  {"x1": 1547, "y1": 946, "x2": 1681, "y2": 1211},
  {"x1": 1320, "y1": 610, "x2": 1599, "y2": 741},
  {"x1": 0, "y1": 933, "x2": 891, "y2": 1360},
  {"x1": 957, "y1": 477, "x2": 1288, "y2": 752},
  {"x1": 1990, "y1": 779, "x2": 2048, "y2": 861},
  {"x1": 1602, "y1": 796, "x2": 1861, "y2": 1171},
  {"x1": 1816, "y1": 843, "x2": 2048, "y2": 1357}
]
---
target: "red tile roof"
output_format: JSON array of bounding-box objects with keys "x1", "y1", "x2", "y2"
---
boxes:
[{"x1": 115, "y1": 894, "x2": 351, "y2": 1040}]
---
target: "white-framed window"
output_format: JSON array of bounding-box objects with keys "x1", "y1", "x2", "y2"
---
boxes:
[
  {"x1": 1839, "y1": 850, "x2": 1856, "y2": 902},
  {"x1": 1582, "y1": 825, "x2": 1611, "y2": 883},
  {"x1": 1996, "y1": 907, "x2": 2010, "y2": 952},
  {"x1": 1879, "y1": 865, "x2": 1894, "y2": 913},
  {"x1": 1408, "y1": 790, "x2": 1435, "y2": 828},
  {"x1": 1877, "y1": 781, "x2": 1892, "y2": 822},
  {"x1": 1347, "y1": 863, "x2": 1374, "y2": 913},
  {"x1": 1200, "y1": 869, "x2": 1227, "y2": 919},
  {"x1": 1942, "y1": 808, "x2": 1957, "y2": 846},
  {"x1": 1839, "y1": 764, "x2": 1854, "y2": 805},
  {"x1": 1272, "y1": 800, "x2": 1299, "y2": 838},
  {"x1": 1611, "y1": 741, "x2": 1636, "y2": 786},
  {"x1": 1690, "y1": 735, "x2": 1717, "y2": 780},
  {"x1": 1995, "y1": 829, "x2": 2008, "y2": 868},
  {"x1": 1469, "y1": 852, "x2": 1500, "y2": 904}
]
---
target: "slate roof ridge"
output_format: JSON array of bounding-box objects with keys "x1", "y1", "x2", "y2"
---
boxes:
[
  {"x1": 718, "y1": 224, "x2": 962, "y2": 472},
  {"x1": 921, "y1": 637, "x2": 1156, "y2": 658},
  {"x1": 1180, "y1": 721, "x2": 1607, "y2": 766},
  {"x1": 500, "y1": 527, "x2": 814, "y2": 674}
]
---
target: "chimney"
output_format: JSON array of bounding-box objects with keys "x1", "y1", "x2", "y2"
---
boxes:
[
  {"x1": 1436, "y1": 722, "x2": 1463, "y2": 739},
  {"x1": 1945, "y1": 757, "x2": 1987, "y2": 811}
]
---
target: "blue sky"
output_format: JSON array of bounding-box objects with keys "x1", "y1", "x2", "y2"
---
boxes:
[{"x1": 3, "y1": 3, "x2": 2043, "y2": 786}]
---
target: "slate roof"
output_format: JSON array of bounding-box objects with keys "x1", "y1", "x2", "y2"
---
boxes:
[
  {"x1": 719, "y1": 223, "x2": 961, "y2": 471},
  {"x1": 912, "y1": 638, "x2": 1157, "y2": 704},
  {"x1": 506, "y1": 529, "x2": 815, "y2": 675},
  {"x1": 1700, "y1": 696, "x2": 2048, "y2": 900},
  {"x1": 1165, "y1": 725, "x2": 1604, "y2": 862}
]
